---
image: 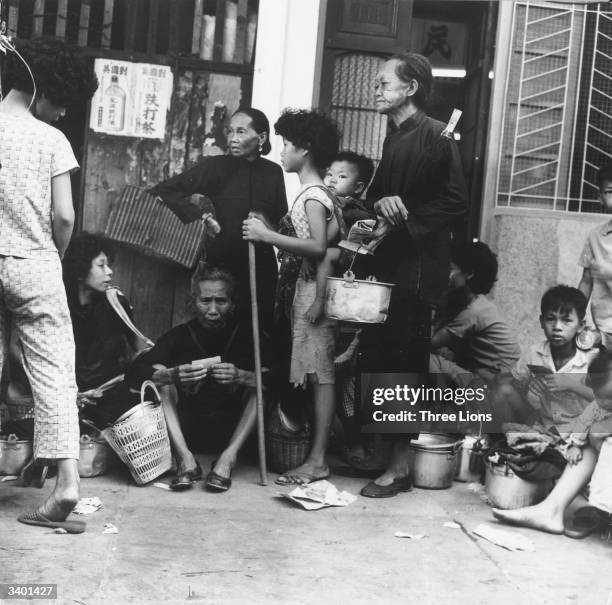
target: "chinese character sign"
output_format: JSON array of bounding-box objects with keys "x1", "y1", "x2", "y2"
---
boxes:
[{"x1": 89, "y1": 59, "x2": 173, "y2": 139}]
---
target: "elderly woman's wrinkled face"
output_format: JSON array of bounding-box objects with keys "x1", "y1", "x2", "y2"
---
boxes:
[
  {"x1": 194, "y1": 279, "x2": 234, "y2": 329},
  {"x1": 83, "y1": 252, "x2": 113, "y2": 293},
  {"x1": 374, "y1": 59, "x2": 413, "y2": 115},
  {"x1": 227, "y1": 113, "x2": 266, "y2": 161}
]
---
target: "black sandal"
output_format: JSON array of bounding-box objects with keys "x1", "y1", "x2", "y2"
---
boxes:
[
  {"x1": 205, "y1": 460, "x2": 232, "y2": 492},
  {"x1": 169, "y1": 460, "x2": 203, "y2": 491}
]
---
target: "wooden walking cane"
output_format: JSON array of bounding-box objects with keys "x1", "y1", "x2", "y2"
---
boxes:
[{"x1": 248, "y1": 239, "x2": 268, "y2": 485}]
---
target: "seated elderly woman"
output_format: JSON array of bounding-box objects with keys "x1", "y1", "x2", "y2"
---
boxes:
[
  {"x1": 62, "y1": 233, "x2": 199, "y2": 490},
  {"x1": 124, "y1": 264, "x2": 271, "y2": 492}
]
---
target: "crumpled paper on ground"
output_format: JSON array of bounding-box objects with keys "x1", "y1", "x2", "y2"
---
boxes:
[
  {"x1": 394, "y1": 531, "x2": 427, "y2": 540},
  {"x1": 103, "y1": 523, "x2": 119, "y2": 534},
  {"x1": 73, "y1": 496, "x2": 103, "y2": 515},
  {"x1": 473, "y1": 523, "x2": 535, "y2": 552},
  {"x1": 279, "y1": 480, "x2": 357, "y2": 510}
]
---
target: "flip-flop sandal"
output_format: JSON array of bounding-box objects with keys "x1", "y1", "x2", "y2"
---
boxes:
[
  {"x1": 275, "y1": 470, "x2": 330, "y2": 486},
  {"x1": 17, "y1": 510, "x2": 86, "y2": 534},
  {"x1": 564, "y1": 506, "x2": 604, "y2": 539}
]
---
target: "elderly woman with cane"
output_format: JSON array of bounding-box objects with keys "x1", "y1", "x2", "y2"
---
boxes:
[{"x1": 150, "y1": 107, "x2": 287, "y2": 333}]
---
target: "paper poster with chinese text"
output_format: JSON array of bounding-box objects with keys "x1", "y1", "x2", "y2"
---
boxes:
[{"x1": 89, "y1": 59, "x2": 173, "y2": 139}]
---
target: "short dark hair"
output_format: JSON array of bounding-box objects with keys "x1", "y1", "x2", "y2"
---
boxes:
[
  {"x1": 332, "y1": 151, "x2": 375, "y2": 187},
  {"x1": 274, "y1": 109, "x2": 340, "y2": 169},
  {"x1": 232, "y1": 107, "x2": 272, "y2": 155},
  {"x1": 597, "y1": 163, "x2": 612, "y2": 190},
  {"x1": 540, "y1": 285, "x2": 587, "y2": 320},
  {"x1": 62, "y1": 233, "x2": 114, "y2": 301},
  {"x1": 5, "y1": 37, "x2": 98, "y2": 106},
  {"x1": 586, "y1": 347, "x2": 612, "y2": 392},
  {"x1": 190, "y1": 264, "x2": 235, "y2": 301},
  {"x1": 389, "y1": 53, "x2": 433, "y2": 108},
  {"x1": 451, "y1": 241, "x2": 498, "y2": 295}
]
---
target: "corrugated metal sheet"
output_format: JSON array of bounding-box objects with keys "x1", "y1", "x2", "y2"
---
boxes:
[{"x1": 104, "y1": 186, "x2": 205, "y2": 268}]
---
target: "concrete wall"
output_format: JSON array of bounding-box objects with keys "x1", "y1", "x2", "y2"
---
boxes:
[
  {"x1": 488, "y1": 211, "x2": 606, "y2": 350},
  {"x1": 251, "y1": 0, "x2": 326, "y2": 203}
]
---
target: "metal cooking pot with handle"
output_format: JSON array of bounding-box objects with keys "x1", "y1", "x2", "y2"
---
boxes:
[
  {"x1": 325, "y1": 271, "x2": 394, "y2": 324},
  {"x1": 0, "y1": 433, "x2": 33, "y2": 475}
]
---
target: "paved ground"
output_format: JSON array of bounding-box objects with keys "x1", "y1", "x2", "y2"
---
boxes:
[{"x1": 1, "y1": 456, "x2": 611, "y2": 605}]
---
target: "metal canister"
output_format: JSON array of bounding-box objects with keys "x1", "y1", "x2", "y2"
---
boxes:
[{"x1": 0, "y1": 434, "x2": 33, "y2": 475}]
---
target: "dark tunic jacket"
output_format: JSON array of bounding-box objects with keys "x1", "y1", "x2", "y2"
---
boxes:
[
  {"x1": 70, "y1": 292, "x2": 135, "y2": 392},
  {"x1": 125, "y1": 318, "x2": 272, "y2": 413},
  {"x1": 366, "y1": 110, "x2": 468, "y2": 305},
  {"x1": 150, "y1": 155, "x2": 288, "y2": 283}
]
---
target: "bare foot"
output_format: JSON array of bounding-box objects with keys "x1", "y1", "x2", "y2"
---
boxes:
[
  {"x1": 491, "y1": 504, "x2": 564, "y2": 534},
  {"x1": 176, "y1": 453, "x2": 198, "y2": 475},
  {"x1": 213, "y1": 454, "x2": 235, "y2": 479},
  {"x1": 304, "y1": 298, "x2": 325, "y2": 324},
  {"x1": 38, "y1": 489, "x2": 79, "y2": 522},
  {"x1": 275, "y1": 462, "x2": 330, "y2": 485},
  {"x1": 372, "y1": 468, "x2": 411, "y2": 486}
]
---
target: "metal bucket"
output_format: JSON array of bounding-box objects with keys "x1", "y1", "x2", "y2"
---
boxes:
[
  {"x1": 485, "y1": 462, "x2": 553, "y2": 509},
  {"x1": 455, "y1": 436, "x2": 484, "y2": 483},
  {"x1": 78, "y1": 434, "x2": 115, "y2": 478},
  {"x1": 325, "y1": 272, "x2": 394, "y2": 323},
  {"x1": 0, "y1": 434, "x2": 33, "y2": 475},
  {"x1": 410, "y1": 434, "x2": 463, "y2": 489}
]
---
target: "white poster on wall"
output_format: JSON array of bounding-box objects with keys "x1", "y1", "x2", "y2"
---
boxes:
[{"x1": 89, "y1": 59, "x2": 173, "y2": 139}]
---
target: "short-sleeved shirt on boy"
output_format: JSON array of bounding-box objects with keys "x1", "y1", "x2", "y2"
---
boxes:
[
  {"x1": 511, "y1": 340, "x2": 598, "y2": 436},
  {"x1": 579, "y1": 220, "x2": 612, "y2": 334},
  {"x1": 444, "y1": 294, "x2": 521, "y2": 373},
  {"x1": 0, "y1": 113, "x2": 78, "y2": 259}
]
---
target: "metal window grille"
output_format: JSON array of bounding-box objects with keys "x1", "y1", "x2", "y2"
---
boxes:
[
  {"x1": 496, "y1": 1, "x2": 612, "y2": 212},
  {"x1": 329, "y1": 53, "x2": 387, "y2": 163}
]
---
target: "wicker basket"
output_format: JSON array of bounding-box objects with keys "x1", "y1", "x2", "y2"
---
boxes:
[
  {"x1": 266, "y1": 405, "x2": 311, "y2": 474},
  {"x1": 102, "y1": 381, "x2": 172, "y2": 485}
]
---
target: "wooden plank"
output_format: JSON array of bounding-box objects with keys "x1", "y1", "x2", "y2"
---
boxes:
[
  {"x1": 123, "y1": 0, "x2": 138, "y2": 51},
  {"x1": 81, "y1": 134, "x2": 141, "y2": 234},
  {"x1": 147, "y1": 0, "x2": 160, "y2": 55},
  {"x1": 172, "y1": 270, "x2": 193, "y2": 328},
  {"x1": 168, "y1": 0, "x2": 181, "y2": 54},
  {"x1": 33, "y1": 0, "x2": 45, "y2": 37},
  {"x1": 192, "y1": 0, "x2": 204, "y2": 56},
  {"x1": 213, "y1": 0, "x2": 226, "y2": 62},
  {"x1": 101, "y1": 0, "x2": 114, "y2": 49},
  {"x1": 56, "y1": 0, "x2": 68, "y2": 39},
  {"x1": 234, "y1": 0, "x2": 248, "y2": 64},
  {"x1": 78, "y1": 0, "x2": 91, "y2": 47},
  {"x1": 185, "y1": 71, "x2": 209, "y2": 167},
  {"x1": 167, "y1": 70, "x2": 194, "y2": 177},
  {"x1": 78, "y1": 46, "x2": 254, "y2": 76},
  {"x1": 129, "y1": 254, "x2": 177, "y2": 341},
  {"x1": 7, "y1": 0, "x2": 19, "y2": 36}
]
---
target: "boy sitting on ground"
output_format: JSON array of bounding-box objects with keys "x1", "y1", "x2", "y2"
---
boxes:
[{"x1": 489, "y1": 286, "x2": 597, "y2": 463}]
